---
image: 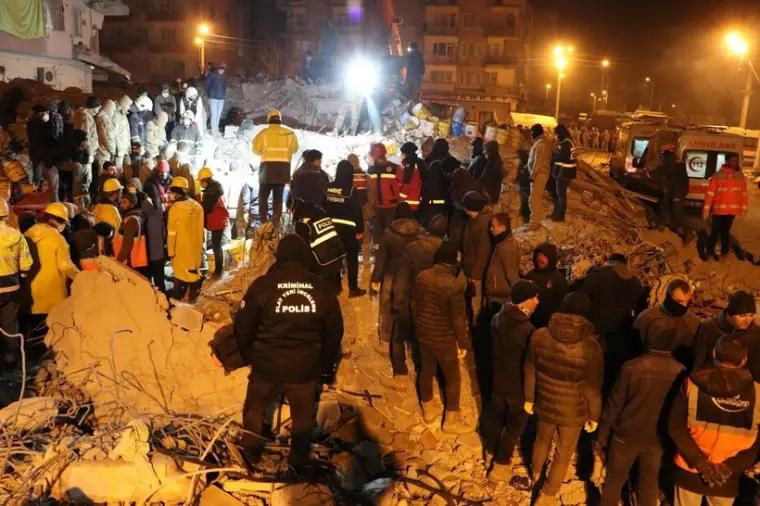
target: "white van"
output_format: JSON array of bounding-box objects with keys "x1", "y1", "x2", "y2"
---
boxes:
[{"x1": 610, "y1": 121, "x2": 675, "y2": 177}]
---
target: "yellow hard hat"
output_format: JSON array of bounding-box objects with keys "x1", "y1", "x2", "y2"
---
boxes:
[
  {"x1": 44, "y1": 202, "x2": 70, "y2": 222},
  {"x1": 170, "y1": 176, "x2": 189, "y2": 190},
  {"x1": 0, "y1": 198, "x2": 8, "y2": 218},
  {"x1": 198, "y1": 167, "x2": 213, "y2": 180},
  {"x1": 267, "y1": 109, "x2": 281, "y2": 121},
  {"x1": 103, "y1": 178, "x2": 123, "y2": 193}
]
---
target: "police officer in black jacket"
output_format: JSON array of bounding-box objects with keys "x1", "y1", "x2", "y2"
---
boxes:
[
  {"x1": 227, "y1": 234, "x2": 344, "y2": 469},
  {"x1": 323, "y1": 160, "x2": 367, "y2": 297},
  {"x1": 293, "y1": 199, "x2": 347, "y2": 292}
]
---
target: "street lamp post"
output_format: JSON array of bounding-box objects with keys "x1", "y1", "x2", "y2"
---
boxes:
[
  {"x1": 590, "y1": 93, "x2": 597, "y2": 114},
  {"x1": 725, "y1": 32, "x2": 752, "y2": 128},
  {"x1": 553, "y1": 45, "x2": 570, "y2": 120},
  {"x1": 545, "y1": 83, "x2": 551, "y2": 103},
  {"x1": 198, "y1": 24, "x2": 210, "y2": 73},
  {"x1": 645, "y1": 77, "x2": 655, "y2": 110},
  {"x1": 601, "y1": 59, "x2": 609, "y2": 94}
]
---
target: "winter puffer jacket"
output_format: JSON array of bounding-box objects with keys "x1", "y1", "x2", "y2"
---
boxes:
[
  {"x1": 74, "y1": 107, "x2": 99, "y2": 162},
  {"x1": 525, "y1": 243, "x2": 569, "y2": 328},
  {"x1": 484, "y1": 231, "x2": 520, "y2": 304},
  {"x1": 579, "y1": 261, "x2": 644, "y2": 335},
  {"x1": 413, "y1": 263, "x2": 470, "y2": 352},
  {"x1": 371, "y1": 218, "x2": 423, "y2": 283},
  {"x1": 491, "y1": 303, "x2": 535, "y2": 401},
  {"x1": 462, "y1": 206, "x2": 493, "y2": 280},
  {"x1": 693, "y1": 312, "x2": 760, "y2": 382},
  {"x1": 233, "y1": 261, "x2": 343, "y2": 383},
  {"x1": 291, "y1": 162, "x2": 330, "y2": 206},
  {"x1": 524, "y1": 312, "x2": 604, "y2": 426},
  {"x1": 95, "y1": 100, "x2": 116, "y2": 162},
  {"x1": 479, "y1": 152, "x2": 504, "y2": 204},
  {"x1": 634, "y1": 305, "x2": 700, "y2": 368},
  {"x1": 201, "y1": 179, "x2": 230, "y2": 231}
]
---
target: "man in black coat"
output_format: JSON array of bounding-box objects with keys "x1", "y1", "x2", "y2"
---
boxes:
[
  {"x1": 483, "y1": 280, "x2": 540, "y2": 483},
  {"x1": 597, "y1": 318, "x2": 685, "y2": 506},
  {"x1": 224, "y1": 234, "x2": 344, "y2": 468},
  {"x1": 468, "y1": 137, "x2": 486, "y2": 181},
  {"x1": 693, "y1": 290, "x2": 760, "y2": 380},
  {"x1": 525, "y1": 242, "x2": 568, "y2": 328},
  {"x1": 649, "y1": 146, "x2": 692, "y2": 244},
  {"x1": 462, "y1": 191, "x2": 493, "y2": 327}
]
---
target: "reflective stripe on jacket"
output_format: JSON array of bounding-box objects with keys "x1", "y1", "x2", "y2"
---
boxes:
[
  {"x1": 399, "y1": 160, "x2": 423, "y2": 211},
  {"x1": 24, "y1": 223, "x2": 79, "y2": 314},
  {"x1": 367, "y1": 162, "x2": 400, "y2": 209},
  {"x1": 0, "y1": 222, "x2": 33, "y2": 293},
  {"x1": 703, "y1": 166, "x2": 748, "y2": 216},
  {"x1": 252, "y1": 124, "x2": 299, "y2": 163}
]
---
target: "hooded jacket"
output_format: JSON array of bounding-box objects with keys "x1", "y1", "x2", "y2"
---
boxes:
[
  {"x1": 579, "y1": 261, "x2": 644, "y2": 335},
  {"x1": 0, "y1": 221, "x2": 33, "y2": 298},
  {"x1": 291, "y1": 162, "x2": 330, "y2": 206},
  {"x1": 95, "y1": 100, "x2": 116, "y2": 162},
  {"x1": 74, "y1": 107, "x2": 99, "y2": 163},
  {"x1": 24, "y1": 223, "x2": 79, "y2": 314},
  {"x1": 693, "y1": 312, "x2": 760, "y2": 381},
  {"x1": 485, "y1": 230, "x2": 520, "y2": 304},
  {"x1": 462, "y1": 205, "x2": 494, "y2": 281},
  {"x1": 479, "y1": 144, "x2": 504, "y2": 204},
  {"x1": 113, "y1": 96, "x2": 132, "y2": 158},
  {"x1": 491, "y1": 303, "x2": 535, "y2": 401},
  {"x1": 669, "y1": 367, "x2": 760, "y2": 497},
  {"x1": 204, "y1": 72, "x2": 229, "y2": 101},
  {"x1": 167, "y1": 195, "x2": 204, "y2": 283},
  {"x1": 524, "y1": 312, "x2": 604, "y2": 426},
  {"x1": 201, "y1": 179, "x2": 230, "y2": 232},
  {"x1": 413, "y1": 263, "x2": 470, "y2": 352},
  {"x1": 528, "y1": 135, "x2": 552, "y2": 180},
  {"x1": 525, "y1": 243, "x2": 569, "y2": 328},
  {"x1": 371, "y1": 218, "x2": 423, "y2": 283},
  {"x1": 252, "y1": 124, "x2": 299, "y2": 183}
]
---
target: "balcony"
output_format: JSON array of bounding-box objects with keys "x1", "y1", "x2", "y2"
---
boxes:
[
  {"x1": 427, "y1": 54, "x2": 457, "y2": 64},
  {"x1": 484, "y1": 56, "x2": 518, "y2": 66},
  {"x1": 425, "y1": 23, "x2": 458, "y2": 35},
  {"x1": 487, "y1": 26, "x2": 518, "y2": 37},
  {"x1": 484, "y1": 84, "x2": 518, "y2": 96},
  {"x1": 148, "y1": 43, "x2": 184, "y2": 54},
  {"x1": 426, "y1": 0, "x2": 459, "y2": 5}
]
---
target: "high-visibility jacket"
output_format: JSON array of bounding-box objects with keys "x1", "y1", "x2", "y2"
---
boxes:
[
  {"x1": 352, "y1": 168, "x2": 369, "y2": 208},
  {"x1": 167, "y1": 196, "x2": 205, "y2": 283},
  {"x1": 323, "y1": 182, "x2": 364, "y2": 234},
  {"x1": 301, "y1": 216, "x2": 346, "y2": 267},
  {"x1": 24, "y1": 223, "x2": 79, "y2": 314},
  {"x1": 251, "y1": 124, "x2": 299, "y2": 163},
  {"x1": 93, "y1": 201, "x2": 122, "y2": 233},
  {"x1": 0, "y1": 222, "x2": 32, "y2": 296},
  {"x1": 398, "y1": 157, "x2": 424, "y2": 211},
  {"x1": 703, "y1": 166, "x2": 748, "y2": 216},
  {"x1": 367, "y1": 161, "x2": 400, "y2": 209}
]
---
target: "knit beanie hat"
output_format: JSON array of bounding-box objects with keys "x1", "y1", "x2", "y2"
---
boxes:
[
  {"x1": 122, "y1": 192, "x2": 137, "y2": 206},
  {"x1": 462, "y1": 191, "x2": 488, "y2": 212},
  {"x1": 471, "y1": 137, "x2": 484, "y2": 153},
  {"x1": 276, "y1": 234, "x2": 312, "y2": 266},
  {"x1": 511, "y1": 280, "x2": 540, "y2": 304},
  {"x1": 645, "y1": 316, "x2": 678, "y2": 352},
  {"x1": 727, "y1": 290, "x2": 756, "y2": 316},
  {"x1": 530, "y1": 123, "x2": 544, "y2": 139},
  {"x1": 715, "y1": 335, "x2": 748, "y2": 367},
  {"x1": 128, "y1": 178, "x2": 143, "y2": 192},
  {"x1": 156, "y1": 160, "x2": 170, "y2": 173},
  {"x1": 560, "y1": 292, "x2": 592, "y2": 318},
  {"x1": 434, "y1": 241, "x2": 458, "y2": 265},
  {"x1": 427, "y1": 214, "x2": 448, "y2": 238},
  {"x1": 394, "y1": 202, "x2": 415, "y2": 220}
]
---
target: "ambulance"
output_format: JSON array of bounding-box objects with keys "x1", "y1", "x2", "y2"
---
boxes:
[
  {"x1": 610, "y1": 120, "x2": 676, "y2": 178},
  {"x1": 644, "y1": 127, "x2": 744, "y2": 206}
]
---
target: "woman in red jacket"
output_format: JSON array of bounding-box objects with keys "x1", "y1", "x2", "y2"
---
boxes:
[
  {"x1": 702, "y1": 153, "x2": 748, "y2": 261},
  {"x1": 198, "y1": 167, "x2": 230, "y2": 277}
]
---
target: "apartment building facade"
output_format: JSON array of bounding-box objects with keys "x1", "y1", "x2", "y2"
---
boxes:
[
  {"x1": 422, "y1": 0, "x2": 529, "y2": 123},
  {"x1": 0, "y1": 0, "x2": 129, "y2": 92},
  {"x1": 101, "y1": 0, "x2": 242, "y2": 84}
]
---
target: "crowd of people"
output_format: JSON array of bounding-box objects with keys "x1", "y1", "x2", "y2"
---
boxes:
[
  {"x1": 568, "y1": 124, "x2": 618, "y2": 153},
  {"x1": 2, "y1": 93, "x2": 759, "y2": 506}
]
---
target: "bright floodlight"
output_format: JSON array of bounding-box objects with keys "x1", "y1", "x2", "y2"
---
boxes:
[
  {"x1": 194, "y1": 37, "x2": 202, "y2": 45},
  {"x1": 590, "y1": 92, "x2": 595, "y2": 96},
  {"x1": 672, "y1": 104, "x2": 676, "y2": 108},
  {"x1": 567, "y1": 46, "x2": 574, "y2": 53},
  {"x1": 546, "y1": 83, "x2": 551, "y2": 89},
  {"x1": 199, "y1": 24, "x2": 210, "y2": 34},
  {"x1": 602, "y1": 59, "x2": 610, "y2": 68},
  {"x1": 645, "y1": 77, "x2": 651, "y2": 82},
  {"x1": 553, "y1": 45, "x2": 564, "y2": 56},
  {"x1": 555, "y1": 56, "x2": 567, "y2": 70},
  {"x1": 348, "y1": 59, "x2": 377, "y2": 93},
  {"x1": 726, "y1": 31, "x2": 748, "y2": 56}
]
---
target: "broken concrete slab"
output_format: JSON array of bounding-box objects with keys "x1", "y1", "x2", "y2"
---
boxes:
[
  {"x1": 0, "y1": 397, "x2": 57, "y2": 431},
  {"x1": 170, "y1": 302, "x2": 205, "y2": 331},
  {"x1": 270, "y1": 483, "x2": 334, "y2": 506},
  {"x1": 315, "y1": 398, "x2": 342, "y2": 434},
  {"x1": 199, "y1": 485, "x2": 247, "y2": 506},
  {"x1": 221, "y1": 480, "x2": 275, "y2": 494},
  {"x1": 419, "y1": 429, "x2": 438, "y2": 451}
]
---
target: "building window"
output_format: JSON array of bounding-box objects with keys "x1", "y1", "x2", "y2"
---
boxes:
[
  {"x1": 505, "y1": 14, "x2": 517, "y2": 36},
  {"x1": 476, "y1": 43, "x2": 486, "y2": 57},
  {"x1": 489, "y1": 44, "x2": 501, "y2": 57},
  {"x1": 46, "y1": 0, "x2": 65, "y2": 31},
  {"x1": 158, "y1": 0, "x2": 177, "y2": 11},
  {"x1": 136, "y1": 29, "x2": 148, "y2": 43},
  {"x1": 430, "y1": 71, "x2": 453, "y2": 83},
  {"x1": 492, "y1": 0, "x2": 504, "y2": 5},
  {"x1": 487, "y1": 72, "x2": 497, "y2": 84},
  {"x1": 72, "y1": 8, "x2": 82, "y2": 37},
  {"x1": 479, "y1": 14, "x2": 489, "y2": 28},
  {"x1": 461, "y1": 13, "x2": 474, "y2": 28},
  {"x1": 433, "y1": 14, "x2": 456, "y2": 28},
  {"x1": 160, "y1": 28, "x2": 176, "y2": 43},
  {"x1": 432, "y1": 42, "x2": 456, "y2": 57},
  {"x1": 460, "y1": 42, "x2": 468, "y2": 57}
]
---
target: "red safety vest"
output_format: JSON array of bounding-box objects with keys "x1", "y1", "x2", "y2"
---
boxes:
[
  {"x1": 398, "y1": 160, "x2": 423, "y2": 211},
  {"x1": 353, "y1": 169, "x2": 369, "y2": 192},
  {"x1": 368, "y1": 161, "x2": 400, "y2": 209}
]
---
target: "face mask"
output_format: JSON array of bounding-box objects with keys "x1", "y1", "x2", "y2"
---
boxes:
[{"x1": 662, "y1": 295, "x2": 689, "y2": 317}]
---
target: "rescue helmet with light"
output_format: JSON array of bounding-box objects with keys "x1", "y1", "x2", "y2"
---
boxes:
[
  {"x1": 44, "y1": 202, "x2": 70, "y2": 222},
  {"x1": 198, "y1": 167, "x2": 214, "y2": 181},
  {"x1": 103, "y1": 179, "x2": 124, "y2": 193},
  {"x1": 170, "y1": 177, "x2": 189, "y2": 190}
]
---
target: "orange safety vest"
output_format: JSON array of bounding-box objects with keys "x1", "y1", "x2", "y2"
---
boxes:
[{"x1": 113, "y1": 214, "x2": 149, "y2": 268}]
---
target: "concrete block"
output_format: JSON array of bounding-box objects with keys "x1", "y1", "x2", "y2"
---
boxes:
[
  {"x1": 171, "y1": 302, "x2": 205, "y2": 332},
  {"x1": 0, "y1": 397, "x2": 57, "y2": 431},
  {"x1": 199, "y1": 485, "x2": 246, "y2": 506}
]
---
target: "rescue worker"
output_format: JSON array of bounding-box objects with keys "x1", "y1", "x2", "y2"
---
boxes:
[
  {"x1": 114, "y1": 96, "x2": 133, "y2": 170},
  {"x1": 405, "y1": 42, "x2": 425, "y2": 101},
  {"x1": 167, "y1": 176, "x2": 205, "y2": 302},
  {"x1": 291, "y1": 149, "x2": 330, "y2": 206},
  {"x1": 198, "y1": 167, "x2": 230, "y2": 278},
  {"x1": 143, "y1": 160, "x2": 172, "y2": 213},
  {"x1": 134, "y1": 178, "x2": 167, "y2": 292},
  {"x1": 669, "y1": 336, "x2": 760, "y2": 506},
  {"x1": 153, "y1": 84, "x2": 177, "y2": 135},
  {"x1": 323, "y1": 160, "x2": 366, "y2": 297},
  {"x1": 73, "y1": 96, "x2": 100, "y2": 195},
  {"x1": 292, "y1": 200, "x2": 347, "y2": 285},
  {"x1": 145, "y1": 112, "x2": 169, "y2": 159},
  {"x1": 371, "y1": 202, "x2": 423, "y2": 383},
  {"x1": 95, "y1": 99, "x2": 117, "y2": 173},
  {"x1": 527, "y1": 124, "x2": 552, "y2": 230},
  {"x1": 0, "y1": 198, "x2": 33, "y2": 367},
  {"x1": 179, "y1": 86, "x2": 205, "y2": 132},
  {"x1": 114, "y1": 192, "x2": 148, "y2": 270},
  {"x1": 421, "y1": 139, "x2": 457, "y2": 226},
  {"x1": 93, "y1": 178, "x2": 124, "y2": 255},
  {"x1": 252, "y1": 109, "x2": 300, "y2": 232},
  {"x1": 348, "y1": 153, "x2": 372, "y2": 264},
  {"x1": 398, "y1": 142, "x2": 424, "y2": 217},
  {"x1": 702, "y1": 152, "x2": 748, "y2": 261},
  {"x1": 169, "y1": 110, "x2": 203, "y2": 157},
  {"x1": 235, "y1": 162, "x2": 260, "y2": 239},
  {"x1": 23, "y1": 203, "x2": 79, "y2": 332},
  {"x1": 367, "y1": 143, "x2": 400, "y2": 249},
  {"x1": 219, "y1": 233, "x2": 343, "y2": 469},
  {"x1": 549, "y1": 124, "x2": 576, "y2": 222},
  {"x1": 204, "y1": 63, "x2": 229, "y2": 134},
  {"x1": 413, "y1": 241, "x2": 472, "y2": 433}
]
